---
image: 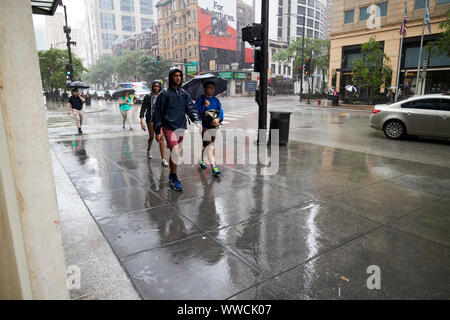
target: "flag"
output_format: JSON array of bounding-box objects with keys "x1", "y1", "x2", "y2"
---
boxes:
[
  {"x1": 399, "y1": 4, "x2": 407, "y2": 37},
  {"x1": 425, "y1": 5, "x2": 432, "y2": 34}
]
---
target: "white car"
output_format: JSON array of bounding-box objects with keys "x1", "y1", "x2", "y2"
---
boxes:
[
  {"x1": 369, "y1": 94, "x2": 450, "y2": 139},
  {"x1": 133, "y1": 88, "x2": 151, "y2": 103}
]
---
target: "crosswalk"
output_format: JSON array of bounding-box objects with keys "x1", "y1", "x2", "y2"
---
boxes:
[{"x1": 222, "y1": 108, "x2": 258, "y2": 125}]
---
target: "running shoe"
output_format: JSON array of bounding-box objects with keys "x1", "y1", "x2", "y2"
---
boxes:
[
  {"x1": 212, "y1": 166, "x2": 222, "y2": 177},
  {"x1": 147, "y1": 151, "x2": 152, "y2": 159},
  {"x1": 198, "y1": 160, "x2": 207, "y2": 169},
  {"x1": 169, "y1": 175, "x2": 183, "y2": 191},
  {"x1": 162, "y1": 159, "x2": 169, "y2": 166}
]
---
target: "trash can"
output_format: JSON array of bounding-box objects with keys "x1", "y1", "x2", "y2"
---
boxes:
[
  {"x1": 332, "y1": 95, "x2": 339, "y2": 106},
  {"x1": 269, "y1": 111, "x2": 291, "y2": 145},
  {"x1": 86, "y1": 96, "x2": 91, "y2": 106}
]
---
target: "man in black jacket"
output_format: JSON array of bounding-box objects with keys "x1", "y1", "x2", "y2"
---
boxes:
[{"x1": 154, "y1": 67, "x2": 202, "y2": 191}]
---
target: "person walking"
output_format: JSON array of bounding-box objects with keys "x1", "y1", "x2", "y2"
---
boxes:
[
  {"x1": 140, "y1": 80, "x2": 169, "y2": 166},
  {"x1": 119, "y1": 90, "x2": 134, "y2": 130},
  {"x1": 153, "y1": 67, "x2": 202, "y2": 191},
  {"x1": 67, "y1": 88, "x2": 86, "y2": 135},
  {"x1": 195, "y1": 81, "x2": 224, "y2": 177}
]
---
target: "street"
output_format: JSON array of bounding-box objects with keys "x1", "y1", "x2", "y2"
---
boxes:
[{"x1": 48, "y1": 96, "x2": 450, "y2": 299}]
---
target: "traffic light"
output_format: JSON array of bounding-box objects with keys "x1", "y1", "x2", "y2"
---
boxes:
[
  {"x1": 253, "y1": 48, "x2": 262, "y2": 73},
  {"x1": 298, "y1": 65, "x2": 302, "y2": 73},
  {"x1": 242, "y1": 23, "x2": 263, "y2": 46},
  {"x1": 157, "y1": 56, "x2": 161, "y2": 63},
  {"x1": 304, "y1": 58, "x2": 310, "y2": 75},
  {"x1": 65, "y1": 64, "x2": 73, "y2": 80}
]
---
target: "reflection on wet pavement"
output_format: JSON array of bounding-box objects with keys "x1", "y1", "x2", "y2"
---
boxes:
[{"x1": 50, "y1": 100, "x2": 450, "y2": 300}]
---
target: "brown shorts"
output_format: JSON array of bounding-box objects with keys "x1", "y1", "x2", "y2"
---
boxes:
[{"x1": 202, "y1": 128, "x2": 217, "y2": 148}]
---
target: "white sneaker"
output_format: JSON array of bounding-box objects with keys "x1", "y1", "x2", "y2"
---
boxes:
[
  {"x1": 162, "y1": 159, "x2": 169, "y2": 166},
  {"x1": 147, "y1": 151, "x2": 152, "y2": 159}
]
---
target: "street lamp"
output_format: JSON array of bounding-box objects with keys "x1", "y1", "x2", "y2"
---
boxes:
[{"x1": 59, "y1": 1, "x2": 74, "y2": 82}]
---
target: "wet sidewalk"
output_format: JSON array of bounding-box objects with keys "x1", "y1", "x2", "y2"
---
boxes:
[{"x1": 50, "y1": 130, "x2": 450, "y2": 300}]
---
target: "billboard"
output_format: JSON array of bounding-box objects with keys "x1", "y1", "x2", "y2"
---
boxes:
[
  {"x1": 198, "y1": 0, "x2": 237, "y2": 51},
  {"x1": 244, "y1": 42, "x2": 254, "y2": 64}
]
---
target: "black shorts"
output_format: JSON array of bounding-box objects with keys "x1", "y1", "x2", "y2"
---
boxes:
[{"x1": 202, "y1": 128, "x2": 217, "y2": 148}]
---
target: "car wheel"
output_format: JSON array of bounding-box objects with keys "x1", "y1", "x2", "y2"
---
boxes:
[{"x1": 383, "y1": 120, "x2": 406, "y2": 140}]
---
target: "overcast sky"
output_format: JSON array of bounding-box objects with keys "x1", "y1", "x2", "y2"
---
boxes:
[{"x1": 33, "y1": 0, "x2": 254, "y2": 28}]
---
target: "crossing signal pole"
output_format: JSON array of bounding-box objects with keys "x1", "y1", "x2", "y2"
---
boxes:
[
  {"x1": 61, "y1": 2, "x2": 74, "y2": 82},
  {"x1": 242, "y1": 0, "x2": 269, "y2": 143}
]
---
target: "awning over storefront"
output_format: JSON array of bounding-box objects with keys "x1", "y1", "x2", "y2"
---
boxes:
[{"x1": 31, "y1": 0, "x2": 59, "y2": 16}]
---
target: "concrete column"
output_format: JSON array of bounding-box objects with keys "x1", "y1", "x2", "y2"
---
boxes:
[{"x1": 0, "y1": 0, "x2": 69, "y2": 299}]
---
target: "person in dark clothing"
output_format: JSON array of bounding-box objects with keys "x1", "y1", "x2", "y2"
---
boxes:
[
  {"x1": 153, "y1": 67, "x2": 202, "y2": 191},
  {"x1": 67, "y1": 88, "x2": 85, "y2": 134},
  {"x1": 140, "y1": 80, "x2": 169, "y2": 166}
]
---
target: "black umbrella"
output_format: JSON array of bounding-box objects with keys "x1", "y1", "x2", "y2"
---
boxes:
[
  {"x1": 182, "y1": 74, "x2": 228, "y2": 101},
  {"x1": 112, "y1": 88, "x2": 135, "y2": 99},
  {"x1": 67, "y1": 81, "x2": 90, "y2": 89}
]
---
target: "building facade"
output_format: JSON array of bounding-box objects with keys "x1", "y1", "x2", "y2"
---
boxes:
[
  {"x1": 85, "y1": 0, "x2": 156, "y2": 63},
  {"x1": 268, "y1": 0, "x2": 328, "y2": 91},
  {"x1": 330, "y1": 0, "x2": 450, "y2": 97}
]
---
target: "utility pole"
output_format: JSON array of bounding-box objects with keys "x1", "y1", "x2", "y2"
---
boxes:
[{"x1": 61, "y1": 2, "x2": 74, "y2": 82}]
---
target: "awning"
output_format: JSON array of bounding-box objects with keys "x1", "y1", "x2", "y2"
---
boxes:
[{"x1": 31, "y1": 0, "x2": 59, "y2": 16}]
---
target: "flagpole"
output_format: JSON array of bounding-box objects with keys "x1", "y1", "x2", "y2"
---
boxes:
[
  {"x1": 415, "y1": 0, "x2": 428, "y2": 96},
  {"x1": 395, "y1": 1, "x2": 406, "y2": 102}
]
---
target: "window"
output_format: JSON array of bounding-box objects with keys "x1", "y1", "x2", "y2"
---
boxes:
[
  {"x1": 402, "y1": 99, "x2": 439, "y2": 110},
  {"x1": 100, "y1": 13, "x2": 115, "y2": 30},
  {"x1": 101, "y1": 33, "x2": 116, "y2": 49},
  {"x1": 315, "y1": 21, "x2": 320, "y2": 29},
  {"x1": 121, "y1": 16, "x2": 135, "y2": 31},
  {"x1": 308, "y1": 0, "x2": 315, "y2": 5},
  {"x1": 99, "y1": 0, "x2": 114, "y2": 10},
  {"x1": 377, "y1": 1, "x2": 388, "y2": 17},
  {"x1": 344, "y1": 9, "x2": 354, "y2": 24},
  {"x1": 278, "y1": 17, "x2": 283, "y2": 27},
  {"x1": 141, "y1": 18, "x2": 153, "y2": 31},
  {"x1": 297, "y1": 16, "x2": 305, "y2": 25},
  {"x1": 440, "y1": 99, "x2": 450, "y2": 111},
  {"x1": 314, "y1": 30, "x2": 319, "y2": 39},
  {"x1": 437, "y1": 0, "x2": 450, "y2": 4},
  {"x1": 271, "y1": 64, "x2": 276, "y2": 75},
  {"x1": 415, "y1": 0, "x2": 425, "y2": 9},
  {"x1": 278, "y1": 64, "x2": 282, "y2": 74},
  {"x1": 298, "y1": 6, "x2": 305, "y2": 15},
  {"x1": 307, "y1": 18, "x2": 314, "y2": 27},
  {"x1": 315, "y1": 10, "x2": 320, "y2": 19},
  {"x1": 278, "y1": 28, "x2": 283, "y2": 37},
  {"x1": 297, "y1": 27, "x2": 304, "y2": 35},
  {"x1": 120, "y1": 0, "x2": 134, "y2": 12},
  {"x1": 140, "y1": 0, "x2": 153, "y2": 14},
  {"x1": 308, "y1": 8, "x2": 314, "y2": 17},
  {"x1": 307, "y1": 29, "x2": 313, "y2": 37},
  {"x1": 360, "y1": 6, "x2": 369, "y2": 21},
  {"x1": 298, "y1": 0, "x2": 306, "y2": 4}
]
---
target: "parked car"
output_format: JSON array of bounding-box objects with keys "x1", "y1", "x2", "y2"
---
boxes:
[
  {"x1": 369, "y1": 94, "x2": 450, "y2": 140},
  {"x1": 96, "y1": 90, "x2": 105, "y2": 99},
  {"x1": 133, "y1": 87, "x2": 151, "y2": 104}
]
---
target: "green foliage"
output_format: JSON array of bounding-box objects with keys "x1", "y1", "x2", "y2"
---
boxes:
[
  {"x1": 351, "y1": 37, "x2": 392, "y2": 103},
  {"x1": 272, "y1": 37, "x2": 330, "y2": 76},
  {"x1": 38, "y1": 48, "x2": 86, "y2": 90},
  {"x1": 82, "y1": 55, "x2": 115, "y2": 88},
  {"x1": 425, "y1": 10, "x2": 450, "y2": 57},
  {"x1": 83, "y1": 51, "x2": 173, "y2": 88}
]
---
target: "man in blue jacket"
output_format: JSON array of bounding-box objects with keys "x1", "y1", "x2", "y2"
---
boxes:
[{"x1": 154, "y1": 67, "x2": 202, "y2": 191}]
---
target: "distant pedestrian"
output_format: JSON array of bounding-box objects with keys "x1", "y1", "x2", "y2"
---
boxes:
[
  {"x1": 195, "y1": 81, "x2": 224, "y2": 177},
  {"x1": 140, "y1": 80, "x2": 169, "y2": 166},
  {"x1": 386, "y1": 90, "x2": 393, "y2": 103},
  {"x1": 398, "y1": 87, "x2": 403, "y2": 101},
  {"x1": 153, "y1": 67, "x2": 202, "y2": 191},
  {"x1": 67, "y1": 88, "x2": 86, "y2": 135},
  {"x1": 119, "y1": 90, "x2": 134, "y2": 130}
]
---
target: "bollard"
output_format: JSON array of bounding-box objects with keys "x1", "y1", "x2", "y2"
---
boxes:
[{"x1": 317, "y1": 98, "x2": 321, "y2": 106}]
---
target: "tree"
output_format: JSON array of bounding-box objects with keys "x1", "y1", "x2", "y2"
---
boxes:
[
  {"x1": 114, "y1": 50, "x2": 144, "y2": 82},
  {"x1": 136, "y1": 54, "x2": 172, "y2": 84},
  {"x1": 82, "y1": 55, "x2": 115, "y2": 89},
  {"x1": 426, "y1": 10, "x2": 450, "y2": 57},
  {"x1": 351, "y1": 37, "x2": 392, "y2": 104},
  {"x1": 272, "y1": 37, "x2": 330, "y2": 92},
  {"x1": 38, "y1": 48, "x2": 86, "y2": 91}
]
